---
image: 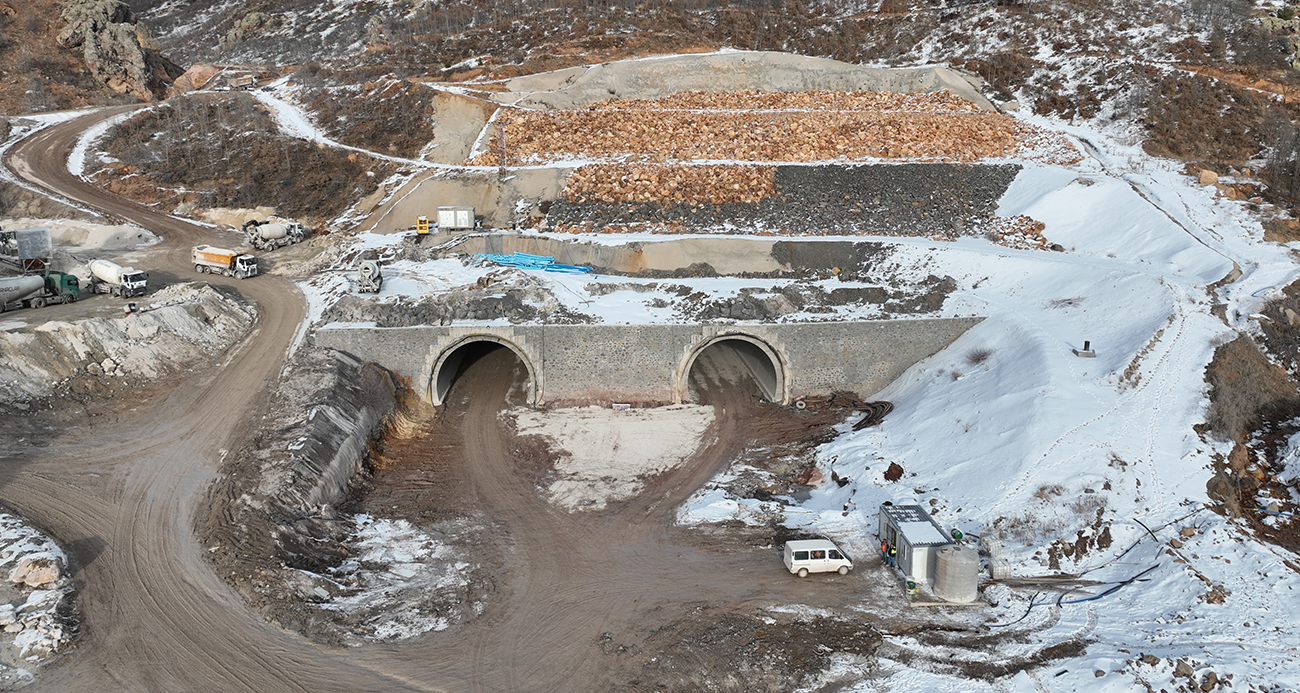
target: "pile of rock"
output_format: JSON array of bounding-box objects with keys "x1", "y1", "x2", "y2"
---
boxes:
[
  {"x1": 563, "y1": 164, "x2": 776, "y2": 205},
  {"x1": 0, "y1": 283, "x2": 255, "y2": 402},
  {"x1": 469, "y1": 90, "x2": 1079, "y2": 167},
  {"x1": 546, "y1": 163, "x2": 1023, "y2": 238},
  {"x1": 986, "y1": 215, "x2": 1059, "y2": 251},
  {"x1": 0, "y1": 514, "x2": 76, "y2": 662}
]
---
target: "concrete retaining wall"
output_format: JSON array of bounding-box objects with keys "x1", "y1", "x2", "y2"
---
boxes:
[{"x1": 315, "y1": 318, "x2": 982, "y2": 407}]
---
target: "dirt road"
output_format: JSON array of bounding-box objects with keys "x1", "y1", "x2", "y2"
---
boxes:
[{"x1": 2, "y1": 110, "x2": 890, "y2": 691}]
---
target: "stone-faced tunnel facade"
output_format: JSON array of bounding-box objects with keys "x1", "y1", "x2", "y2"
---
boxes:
[{"x1": 313, "y1": 318, "x2": 983, "y2": 407}]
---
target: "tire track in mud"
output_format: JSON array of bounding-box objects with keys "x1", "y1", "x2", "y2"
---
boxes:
[{"x1": 3, "y1": 109, "x2": 432, "y2": 692}]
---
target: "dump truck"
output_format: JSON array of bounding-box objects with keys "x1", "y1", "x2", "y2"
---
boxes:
[
  {"x1": 0, "y1": 272, "x2": 80, "y2": 312},
  {"x1": 241, "y1": 219, "x2": 306, "y2": 251},
  {"x1": 87, "y1": 259, "x2": 148, "y2": 298},
  {"x1": 192, "y1": 245, "x2": 258, "y2": 278}
]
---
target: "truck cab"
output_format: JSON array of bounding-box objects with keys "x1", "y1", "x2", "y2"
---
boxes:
[
  {"x1": 45, "y1": 272, "x2": 79, "y2": 302},
  {"x1": 235, "y1": 254, "x2": 258, "y2": 278},
  {"x1": 120, "y1": 271, "x2": 148, "y2": 297}
]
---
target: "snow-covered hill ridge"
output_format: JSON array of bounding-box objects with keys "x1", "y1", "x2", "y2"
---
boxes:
[{"x1": 673, "y1": 122, "x2": 1300, "y2": 691}]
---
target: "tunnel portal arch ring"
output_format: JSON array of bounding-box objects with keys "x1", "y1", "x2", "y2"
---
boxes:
[
  {"x1": 428, "y1": 335, "x2": 538, "y2": 406},
  {"x1": 675, "y1": 332, "x2": 788, "y2": 405}
]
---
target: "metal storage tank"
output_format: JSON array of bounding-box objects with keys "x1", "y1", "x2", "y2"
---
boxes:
[{"x1": 933, "y1": 544, "x2": 979, "y2": 603}]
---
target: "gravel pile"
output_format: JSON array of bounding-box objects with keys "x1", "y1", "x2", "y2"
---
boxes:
[
  {"x1": 0, "y1": 283, "x2": 256, "y2": 403},
  {"x1": 469, "y1": 90, "x2": 1076, "y2": 166},
  {"x1": 546, "y1": 163, "x2": 1022, "y2": 237}
]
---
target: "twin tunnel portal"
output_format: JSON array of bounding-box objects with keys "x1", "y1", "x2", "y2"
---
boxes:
[
  {"x1": 316, "y1": 320, "x2": 984, "y2": 408},
  {"x1": 433, "y1": 333, "x2": 785, "y2": 406}
]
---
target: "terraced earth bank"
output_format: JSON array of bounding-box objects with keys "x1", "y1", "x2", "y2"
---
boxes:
[{"x1": 546, "y1": 163, "x2": 1022, "y2": 236}]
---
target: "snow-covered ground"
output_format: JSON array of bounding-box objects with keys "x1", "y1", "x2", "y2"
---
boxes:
[
  {"x1": 317, "y1": 514, "x2": 479, "y2": 643},
  {"x1": 675, "y1": 126, "x2": 1300, "y2": 691},
  {"x1": 294, "y1": 101, "x2": 1300, "y2": 689},
  {"x1": 514, "y1": 404, "x2": 715, "y2": 511}
]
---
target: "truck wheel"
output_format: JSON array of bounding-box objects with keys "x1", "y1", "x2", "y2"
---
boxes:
[
  {"x1": 838, "y1": 566, "x2": 849, "y2": 575},
  {"x1": 30, "y1": 297, "x2": 45, "y2": 309},
  {"x1": 195, "y1": 264, "x2": 204, "y2": 274},
  {"x1": 797, "y1": 568, "x2": 809, "y2": 578}
]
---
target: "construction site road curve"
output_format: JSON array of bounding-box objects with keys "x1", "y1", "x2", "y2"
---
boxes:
[
  {"x1": 3, "y1": 108, "x2": 432, "y2": 691},
  {"x1": 3, "y1": 109, "x2": 870, "y2": 692}
]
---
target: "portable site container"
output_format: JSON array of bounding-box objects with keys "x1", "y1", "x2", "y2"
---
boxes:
[
  {"x1": 437, "y1": 206, "x2": 475, "y2": 230},
  {"x1": 878, "y1": 503, "x2": 953, "y2": 583}
]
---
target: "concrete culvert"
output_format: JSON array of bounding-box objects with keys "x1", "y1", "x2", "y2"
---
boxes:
[
  {"x1": 430, "y1": 338, "x2": 535, "y2": 406},
  {"x1": 684, "y1": 337, "x2": 784, "y2": 405}
]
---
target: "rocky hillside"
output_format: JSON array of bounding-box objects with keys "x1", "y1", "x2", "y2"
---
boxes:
[
  {"x1": 124, "y1": 0, "x2": 1300, "y2": 204},
  {"x1": 0, "y1": 0, "x2": 182, "y2": 114}
]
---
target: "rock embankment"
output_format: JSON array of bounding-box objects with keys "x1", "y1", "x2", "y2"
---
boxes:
[
  {"x1": 0, "y1": 512, "x2": 77, "y2": 684},
  {"x1": 58, "y1": 0, "x2": 183, "y2": 101},
  {"x1": 547, "y1": 163, "x2": 1021, "y2": 237},
  {"x1": 202, "y1": 347, "x2": 400, "y2": 641},
  {"x1": 0, "y1": 283, "x2": 255, "y2": 404}
]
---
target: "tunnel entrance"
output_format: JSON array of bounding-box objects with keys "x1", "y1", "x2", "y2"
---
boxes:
[
  {"x1": 681, "y1": 336, "x2": 784, "y2": 405},
  {"x1": 430, "y1": 337, "x2": 536, "y2": 406}
]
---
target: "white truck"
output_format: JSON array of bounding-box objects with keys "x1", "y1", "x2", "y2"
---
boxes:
[
  {"x1": 242, "y1": 219, "x2": 306, "y2": 251},
  {"x1": 192, "y1": 245, "x2": 258, "y2": 278},
  {"x1": 87, "y1": 259, "x2": 148, "y2": 298}
]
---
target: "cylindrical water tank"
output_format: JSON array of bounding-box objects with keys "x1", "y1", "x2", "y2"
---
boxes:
[{"x1": 933, "y1": 544, "x2": 979, "y2": 603}]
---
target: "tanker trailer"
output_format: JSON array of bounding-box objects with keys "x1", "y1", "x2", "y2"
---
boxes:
[
  {"x1": 0, "y1": 275, "x2": 45, "y2": 311},
  {"x1": 88, "y1": 259, "x2": 148, "y2": 298},
  {"x1": 0, "y1": 272, "x2": 79, "y2": 311}
]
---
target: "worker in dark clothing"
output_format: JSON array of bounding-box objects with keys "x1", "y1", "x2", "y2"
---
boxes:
[{"x1": 887, "y1": 543, "x2": 897, "y2": 567}]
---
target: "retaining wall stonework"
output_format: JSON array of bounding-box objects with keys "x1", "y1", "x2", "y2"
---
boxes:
[{"x1": 314, "y1": 318, "x2": 983, "y2": 406}]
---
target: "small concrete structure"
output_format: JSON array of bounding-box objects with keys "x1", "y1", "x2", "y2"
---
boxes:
[{"x1": 878, "y1": 503, "x2": 953, "y2": 583}]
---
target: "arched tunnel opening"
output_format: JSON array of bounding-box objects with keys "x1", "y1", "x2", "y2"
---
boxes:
[
  {"x1": 685, "y1": 338, "x2": 782, "y2": 405},
  {"x1": 432, "y1": 339, "x2": 533, "y2": 406}
]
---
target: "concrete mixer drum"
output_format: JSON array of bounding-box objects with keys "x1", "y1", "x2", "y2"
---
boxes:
[{"x1": 358, "y1": 260, "x2": 382, "y2": 293}]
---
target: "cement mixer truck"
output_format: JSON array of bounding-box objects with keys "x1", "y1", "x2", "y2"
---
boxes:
[
  {"x1": 192, "y1": 245, "x2": 258, "y2": 279},
  {"x1": 0, "y1": 272, "x2": 80, "y2": 312},
  {"x1": 242, "y1": 219, "x2": 305, "y2": 251},
  {"x1": 87, "y1": 259, "x2": 148, "y2": 298}
]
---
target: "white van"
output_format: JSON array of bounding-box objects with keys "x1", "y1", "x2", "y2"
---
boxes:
[{"x1": 783, "y1": 539, "x2": 853, "y2": 577}]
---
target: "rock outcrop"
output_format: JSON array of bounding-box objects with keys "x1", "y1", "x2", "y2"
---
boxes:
[
  {"x1": 169, "y1": 63, "x2": 223, "y2": 94},
  {"x1": 8, "y1": 556, "x2": 63, "y2": 588},
  {"x1": 57, "y1": 0, "x2": 184, "y2": 101}
]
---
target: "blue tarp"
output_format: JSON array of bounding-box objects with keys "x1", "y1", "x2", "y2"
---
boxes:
[{"x1": 475, "y1": 252, "x2": 593, "y2": 274}]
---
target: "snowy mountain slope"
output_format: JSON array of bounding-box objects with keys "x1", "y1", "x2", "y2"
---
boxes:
[{"x1": 671, "y1": 121, "x2": 1300, "y2": 691}]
